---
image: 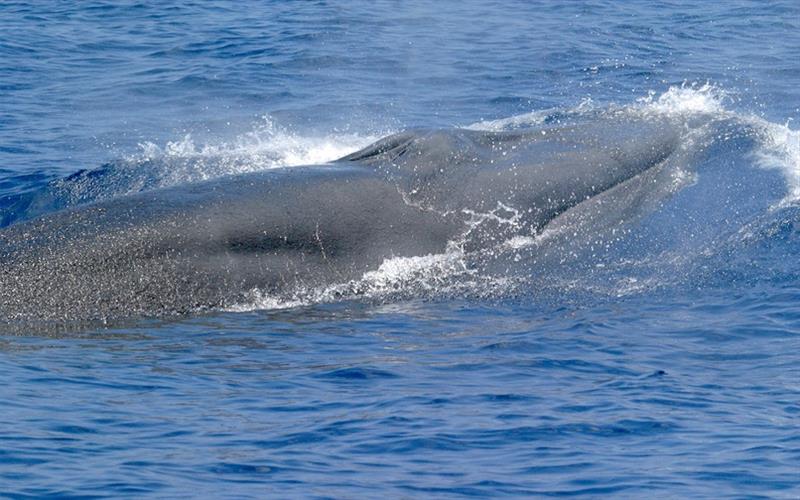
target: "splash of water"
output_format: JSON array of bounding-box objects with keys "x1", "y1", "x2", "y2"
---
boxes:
[
  {"x1": 635, "y1": 82, "x2": 730, "y2": 116},
  {"x1": 137, "y1": 116, "x2": 383, "y2": 174},
  {"x1": 749, "y1": 118, "x2": 800, "y2": 206}
]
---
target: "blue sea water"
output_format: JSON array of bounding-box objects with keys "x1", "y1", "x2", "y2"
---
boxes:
[{"x1": 1, "y1": 0, "x2": 800, "y2": 497}]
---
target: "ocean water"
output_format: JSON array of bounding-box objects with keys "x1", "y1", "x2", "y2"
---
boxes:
[{"x1": 1, "y1": 0, "x2": 799, "y2": 497}]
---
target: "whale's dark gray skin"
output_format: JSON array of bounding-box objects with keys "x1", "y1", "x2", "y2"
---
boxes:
[{"x1": 0, "y1": 117, "x2": 682, "y2": 325}]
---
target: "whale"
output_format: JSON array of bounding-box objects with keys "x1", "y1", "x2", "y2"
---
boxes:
[{"x1": 0, "y1": 116, "x2": 684, "y2": 325}]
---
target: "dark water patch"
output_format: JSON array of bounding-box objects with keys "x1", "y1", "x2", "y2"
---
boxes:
[
  {"x1": 48, "y1": 425, "x2": 97, "y2": 435},
  {"x1": 313, "y1": 367, "x2": 400, "y2": 381}
]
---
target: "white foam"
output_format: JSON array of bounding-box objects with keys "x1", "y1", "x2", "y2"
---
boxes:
[
  {"x1": 751, "y1": 118, "x2": 800, "y2": 206},
  {"x1": 635, "y1": 82, "x2": 729, "y2": 116},
  {"x1": 226, "y1": 293, "x2": 308, "y2": 312},
  {"x1": 137, "y1": 115, "x2": 383, "y2": 175},
  {"x1": 226, "y1": 245, "x2": 474, "y2": 313}
]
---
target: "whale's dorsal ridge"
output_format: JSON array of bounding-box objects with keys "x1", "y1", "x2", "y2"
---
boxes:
[
  {"x1": 337, "y1": 130, "x2": 422, "y2": 164},
  {"x1": 338, "y1": 128, "x2": 491, "y2": 167}
]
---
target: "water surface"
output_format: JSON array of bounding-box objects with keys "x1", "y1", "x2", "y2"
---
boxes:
[{"x1": 1, "y1": 1, "x2": 799, "y2": 497}]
